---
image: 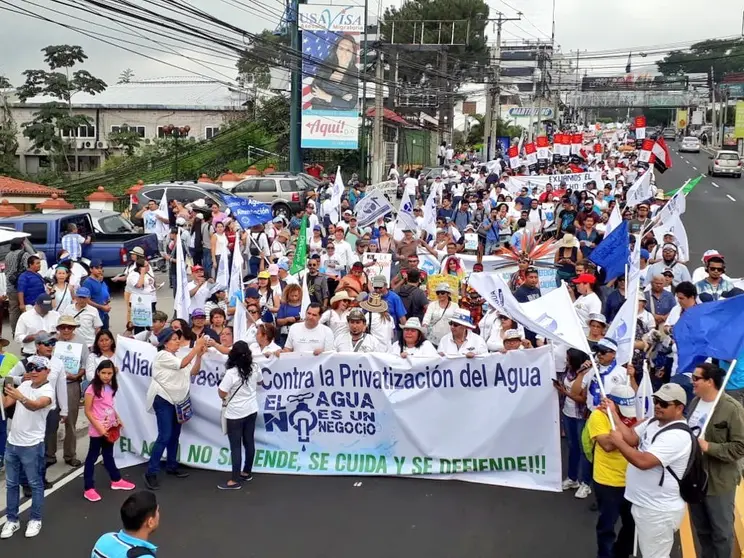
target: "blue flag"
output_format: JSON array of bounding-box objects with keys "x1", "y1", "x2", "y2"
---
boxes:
[
  {"x1": 224, "y1": 195, "x2": 272, "y2": 228},
  {"x1": 589, "y1": 220, "x2": 629, "y2": 282},
  {"x1": 674, "y1": 294, "x2": 744, "y2": 374}
]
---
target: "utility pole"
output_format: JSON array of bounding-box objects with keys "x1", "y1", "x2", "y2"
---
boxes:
[
  {"x1": 721, "y1": 87, "x2": 729, "y2": 147},
  {"x1": 360, "y1": 1, "x2": 370, "y2": 181},
  {"x1": 483, "y1": 12, "x2": 521, "y2": 160},
  {"x1": 371, "y1": 52, "x2": 385, "y2": 184},
  {"x1": 711, "y1": 67, "x2": 718, "y2": 149},
  {"x1": 288, "y1": 0, "x2": 302, "y2": 173},
  {"x1": 438, "y1": 50, "x2": 450, "y2": 146}
]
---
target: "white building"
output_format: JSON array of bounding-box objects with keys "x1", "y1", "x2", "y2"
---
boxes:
[{"x1": 8, "y1": 77, "x2": 265, "y2": 175}]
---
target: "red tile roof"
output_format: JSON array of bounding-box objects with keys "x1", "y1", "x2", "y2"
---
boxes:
[
  {"x1": 0, "y1": 176, "x2": 66, "y2": 197},
  {"x1": 365, "y1": 107, "x2": 410, "y2": 126}
]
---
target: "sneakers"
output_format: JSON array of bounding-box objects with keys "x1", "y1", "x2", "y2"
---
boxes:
[
  {"x1": 561, "y1": 478, "x2": 580, "y2": 490},
  {"x1": 25, "y1": 520, "x2": 42, "y2": 538},
  {"x1": 143, "y1": 473, "x2": 160, "y2": 490},
  {"x1": 65, "y1": 458, "x2": 82, "y2": 468},
  {"x1": 0, "y1": 521, "x2": 20, "y2": 539},
  {"x1": 239, "y1": 474, "x2": 253, "y2": 482},
  {"x1": 111, "y1": 479, "x2": 136, "y2": 491},
  {"x1": 84, "y1": 488, "x2": 102, "y2": 502},
  {"x1": 575, "y1": 483, "x2": 592, "y2": 499},
  {"x1": 217, "y1": 481, "x2": 242, "y2": 490},
  {"x1": 166, "y1": 468, "x2": 190, "y2": 479}
]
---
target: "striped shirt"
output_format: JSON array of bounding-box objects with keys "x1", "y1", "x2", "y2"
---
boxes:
[
  {"x1": 91, "y1": 530, "x2": 157, "y2": 558},
  {"x1": 61, "y1": 233, "x2": 86, "y2": 260}
]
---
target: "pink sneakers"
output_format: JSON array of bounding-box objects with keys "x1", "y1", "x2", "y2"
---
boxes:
[
  {"x1": 111, "y1": 479, "x2": 136, "y2": 491},
  {"x1": 84, "y1": 489, "x2": 102, "y2": 502}
]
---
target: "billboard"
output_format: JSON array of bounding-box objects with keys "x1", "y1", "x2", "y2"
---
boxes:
[
  {"x1": 735, "y1": 101, "x2": 744, "y2": 139},
  {"x1": 581, "y1": 75, "x2": 689, "y2": 91},
  {"x1": 299, "y1": 4, "x2": 363, "y2": 150},
  {"x1": 675, "y1": 109, "x2": 688, "y2": 130}
]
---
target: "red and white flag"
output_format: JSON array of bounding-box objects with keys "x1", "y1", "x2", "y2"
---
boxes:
[
  {"x1": 638, "y1": 138, "x2": 654, "y2": 166},
  {"x1": 651, "y1": 137, "x2": 673, "y2": 173},
  {"x1": 536, "y1": 135, "x2": 551, "y2": 162},
  {"x1": 524, "y1": 142, "x2": 538, "y2": 169},
  {"x1": 508, "y1": 145, "x2": 520, "y2": 169}
]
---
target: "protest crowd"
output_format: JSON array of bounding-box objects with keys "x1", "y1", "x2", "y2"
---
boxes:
[{"x1": 1, "y1": 124, "x2": 744, "y2": 558}]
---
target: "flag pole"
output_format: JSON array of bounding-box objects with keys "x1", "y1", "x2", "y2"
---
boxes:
[
  {"x1": 699, "y1": 359, "x2": 739, "y2": 440},
  {"x1": 587, "y1": 350, "x2": 616, "y2": 430}
]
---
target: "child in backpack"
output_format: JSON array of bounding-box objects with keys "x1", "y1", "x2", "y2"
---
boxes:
[{"x1": 83, "y1": 360, "x2": 135, "y2": 502}]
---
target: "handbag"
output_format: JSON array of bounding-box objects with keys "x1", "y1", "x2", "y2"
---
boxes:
[
  {"x1": 220, "y1": 379, "x2": 245, "y2": 435},
  {"x1": 153, "y1": 377, "x2": 193, "y2": 424},
  {"x1": 105, "y1": 423, "x2": 122, "y2": 443}
]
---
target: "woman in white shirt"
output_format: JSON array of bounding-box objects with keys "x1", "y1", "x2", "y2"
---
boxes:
[
  {"x1": 85, "y1": 329, "x2": 116, "y2": 382},
  {"x1": 360, "y1": 294, "x2": 394, "y2": 350},
  {"x1": 572, "y1": 274, "x2": 602, "y2": 335},
  {"x1": 144, "y1": 330, "x2": 206, "y2": 489},
  {"x1": 217, "y1": 341, "x2": 264, "y2": 490},
  {"x1": 50, "y1": 265, "x2": 74, "y2": 313},
  {"x1": 422, "y1": 283, "x2": 457, "y2": 346},
  {"x1": 126, "y1": 259, "x2": 158, "y2": 333},
  {"x1": 320, "y1": 291, "x2": 352, "y2": 337},
  {"x1": 485, "y1": 315, "x2": 525, "y2": 353},
  {"x1": 394, "y1": 318, "x2": 438, "y2": 358},
  {"x1": 308, "y1": 225, "x2": 324, "y2": 253},
  {"x1": 211, "y1": 221, "x2": 229, "y2": 273},
  {"x1": 249, "y1": 322, "x2": 281, "y2": 358}
]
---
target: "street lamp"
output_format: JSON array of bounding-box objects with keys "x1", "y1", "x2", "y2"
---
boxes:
[{"x1": 163, "y1": 124, "x2": 190, "y2": 180}]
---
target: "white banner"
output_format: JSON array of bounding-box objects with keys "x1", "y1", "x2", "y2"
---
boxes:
[
  {"x1": 113, "y1": 337, "x2": 561, "y2": 491},
  {"x1": 507, "y1": 172, "x2": 602, "y2": 194},
  {"x1": 354, "y1": 189, "x2": 395, "y2": 227}
]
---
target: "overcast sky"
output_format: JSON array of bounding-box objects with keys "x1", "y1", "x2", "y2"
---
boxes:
[{"x1": 1, "y1": 0, "x2": 743, "y2": 85}]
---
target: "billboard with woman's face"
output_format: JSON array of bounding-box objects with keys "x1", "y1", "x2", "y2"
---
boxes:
[{"x1": 299, "y1": 5, "x2": 363, "y2": 150}]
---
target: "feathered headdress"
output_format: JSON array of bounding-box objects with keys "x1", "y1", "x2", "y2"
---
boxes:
[{"x1": 492, "y1": 230, "x2": 557, "y2": 269}]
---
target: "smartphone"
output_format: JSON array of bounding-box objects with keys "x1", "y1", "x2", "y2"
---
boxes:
[
  {"x1": 3, "y1": 376, "x2": 14, "y2": 390},
  {"x1": 551, "y1": 378, "x2": 561, "y2": 386}
]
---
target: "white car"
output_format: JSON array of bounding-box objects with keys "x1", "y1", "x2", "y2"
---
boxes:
[
  {"x1": 679, "y1": 136, "x2": 700, "y2": 153},
  {"x1": 708, "y1": 150, "x2": 742, "y2": 178}
]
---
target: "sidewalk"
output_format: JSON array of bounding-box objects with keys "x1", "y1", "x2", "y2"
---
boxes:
[{"x1": 0, "y1": 410, "x2": 91, "y2": 513}]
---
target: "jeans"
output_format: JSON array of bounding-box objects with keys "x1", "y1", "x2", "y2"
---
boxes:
[
  {"x1": 5, "y1": 442, "x2": 44, "y2": 522},
  {"x1": 99, "y1": 310, "x2": 110, "y2": 330},
  {"x1": 43, "y1": 407, "x2": 61, "y2": 462},
  {"x1": 226, "y1": 413, "x2": 257, "y2": 483},
  {"x1": 84, "y1": 436, "x2": 122, "y2": 490},
  {"x1": 248, "y1": 256, "x2": 261, "y2": 278},
  {"x1": 594, "y1": 482, "x2": 634, "y2": 558},
  {"x1": 562, "y1": 414, "x2": 591, "y2": 484},
  {"x1": 202, "y1": 247, "x2": 212, "y2": 278},
  {"x1": 147, "y1": 395, "x2": 182, "y2": 475},
  {"x1": 689, "y1": 491, "x2": 736, "y2": 558},
  {"x1": 0, "y1": 413, "x2": 6, "y2": 467},
  {"x1": 484, "y1": 239, "x2": 500, "y2": 256}
]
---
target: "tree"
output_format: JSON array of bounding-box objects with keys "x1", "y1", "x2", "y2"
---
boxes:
[
  {"x1": 117, "y1": 68, "x2": 135, "y2": 84},
  {"x1": 17, "y1": 45, "x2": 107, "y2": 172},
  {"x1": 0, "y1": 81, "x2": 20, "y2": 177},
  {"x1": 0, "y1": 76, "x2": 11, "y2": 89},
  {"x1": 657, "y1": 38, "x2": 744, "y2": 82},
  {"x1": 108, "y1": 124, "x2": 142, "y2": 156},
  {"x1": 236, "y1": 30, "x2": 291, "y2": 89}
]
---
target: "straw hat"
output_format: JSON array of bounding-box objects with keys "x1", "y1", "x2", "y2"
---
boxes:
[
  {"x1": 360, "y1": 292, "x2": 388, "y2": 313},
  {"x1": 559, "y1": 234, "x2": 580, "y2": 249},
  {"x1": 330, "y1": 290, "x2": 353, "y2": 305}
]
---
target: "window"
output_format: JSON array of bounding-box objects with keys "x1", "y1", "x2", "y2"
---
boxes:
[
  {"x1": 22, "y1": 223, "x2": 48, "y2": 245},
  {"x1": 111, "y1": 125, "x2": 146, "y2": 137},
  {"x1": 158, "y1": 126, "x2": 190, "y2": 138},
  {"x1": 97, "y1": 215, "x2": 135, "y2": 234},
  {"x1": 61, "y1": 125, "x2": 95, "y2": 138},
  {"x1": 719, "y1": 152, "x2": 739, "y2": 161},
  {"x1": 143, "y1": 189, "x2": 164, "y2": 204},
  {"x1": 280, "y1": 179, "x2": 300, "y2": 192},
  {"x1": 168, "y1": 188, "x2": 202, "y2": 203},
  {"x1": 205, "y1": 127, "x2": 220, "y2": 139},
  {"x1": 233, "y1": 180, "x2": 259, "y2": 194},
  {"x1": 257, "y1": 180, "x2": 277, "y2": 193}
]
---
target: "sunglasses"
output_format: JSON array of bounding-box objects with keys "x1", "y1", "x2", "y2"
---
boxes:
[
  {"x1": 448, "y1": 321, "x2": 463, "y2": 327},
  {"x1": 39, "y1": 340, "x2": 57, "y2": 347},
  {"x1": 58, "y1": 325, "x2": 76, "y2": 331},
  {"x1": 26, "y1": 364, "x2": 49, "y2": 372},
  {"x1": 691, "y1": 374, "x2": 706, "y2": 382},
  {"x1": 652, "y1": 396, "x2": 680, "y2": 409},
  {"x1": 596, "y1": 348, "x2": 613, "y2": 355},
  {"x1": 709, "y1": 266, "x2": 725, "y2": 272},
  {"x1": 248, "y1": 309, "x2": 259, "y2": 314},
  {"x1": 436, "y1": 291, "x2": 449, "y2": 295}
]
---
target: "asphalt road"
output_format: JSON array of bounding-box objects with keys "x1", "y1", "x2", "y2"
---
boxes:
[{"x1": 654, "y1": 142, "x2": 744, "y2": 276}]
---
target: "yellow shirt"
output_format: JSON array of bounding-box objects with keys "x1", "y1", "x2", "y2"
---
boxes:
[{"x1": 587, "y1": 410, "x2": 629, "y2": 487}]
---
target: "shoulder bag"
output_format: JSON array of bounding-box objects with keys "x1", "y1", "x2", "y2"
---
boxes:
[
  {"x1": 221, "y1": 373, "x2": 249, "y2": 434},
  {"x1": 153, "y1": 376, "x2": 193, "y2": 424}
]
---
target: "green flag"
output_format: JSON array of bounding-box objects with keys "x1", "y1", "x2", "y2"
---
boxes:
[
  {"x1": 665, "y1": 175, "x2": 702, "y2": 197},
  {"x1": 290, "y1": 215, "x2": 308, "y2": 274}
]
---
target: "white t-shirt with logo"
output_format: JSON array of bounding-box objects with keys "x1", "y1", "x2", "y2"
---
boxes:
[
  {"x1": 285, "y1": 322, "x2": 334, "y2": 353},
  {"x1": 8, "y1": 381, "x2": 56, "y2": 447},
  {"x1": 437, "y1": 330, "x2": 488, "y2": 356},
  {"x1": 624, "y1": 419, "x2": 692, "y2": 512},
  {"x1": 574, "y1": 292, "x2": 602, "y2": 335},
  {"x1": 143, "y1": 210, "x2": 159, "y2": 234},
  {"x1": 218, "y1": 365, "x2": 263, "y2": 420},
  {"x1": 687, "y1": 399, "x2": 715, "y2": 434},
  {"x1": 581, "y1": 362, "x2": 629, "y2": 411}
]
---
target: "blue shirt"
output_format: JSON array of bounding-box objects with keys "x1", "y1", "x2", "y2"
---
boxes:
[
  {"x1": 381, "y1": 290, "x2": 406, "y2": 326},
  {"x1": 17, "y1": 270, "x2": 46, "y2": 305},
  {"x1": 83, "y1": 276, "x2": 110, "y2": 312},
  {"x1": 724, "y1": 347, "x2": 744, "y2": 391},
  {"x1": 481, "y1": 218, "x2": 500, "y2": 242},
  {"x1": 645, "y1": 289, "x2": 676, "y2": 317},
  {"x1": 91, "y1": 530, "x2": 157, "y2": 558},
  {"x1": 61, "y1": 233, "x2": 86, "y2": 260}
]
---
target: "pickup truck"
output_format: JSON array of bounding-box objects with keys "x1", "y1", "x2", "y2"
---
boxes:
[{"x1": 0, "y1": 210, "x2": 160, "y2": 277}]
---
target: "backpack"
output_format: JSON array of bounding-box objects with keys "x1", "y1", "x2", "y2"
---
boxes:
[
  {"x1": 249, "y1": 232, "x2": 265, "y2": 257},
  {"x1": 581, "y1": 422, "x2": 595, "y2": 463},
  {"x1": 650, "y1": 420, "x2": 708, "y2": 505}
]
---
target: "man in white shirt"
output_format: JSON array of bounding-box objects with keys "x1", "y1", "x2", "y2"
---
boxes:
[
  {"x1": 334, "y1": 308, "x2": 382, "y2": 352},
  {"x1": 279, "y1": 303, "x2": 334, "y2": 356},
  {"x1": 437, "y1": 309, "x2": 488, "y2": 357},
  {"x1": 61, "y1": 287, "x2": 102, "y2": 348},
  {"x1": 187, "y1": 265, "x2": 212, "y2": 314},
  {"x1": 15, "y1": 294, "x2": 60, "y2": 357},
  {"x1": 1, "y1": 355, "x2": 55, "y2": 539},
  {"x1": 331, "y1": 228, "x2": 354, "y2": 273},
  {"x1": 607, "y1": 383, "x2": 693, "y2": 558}
]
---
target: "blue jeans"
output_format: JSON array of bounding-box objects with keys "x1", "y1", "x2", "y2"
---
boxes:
[
  {"x1": 202, "y1": 247, "x2": 212, "y2": 278},
  {"x1": 147, "y1": 395, "x2": 182, "y2": 475},
  {"x1": 249, "y1": 256, "x2": 261, "y2": 278},
  {"x1": 594, "y1": 481, "x2": 634, "y2": 558},
  {"x1": 562, "y1": 414, "x2": 591, "y2": 485},
  {"x1": 484, "y1": 238, "x2": 500, "y2": 255},
  {"x1": 5, "y1": 442, "x2": 44, "y2": 522},
  {"x1": 0, "y1": 413, "x2": 6, "y2": 467},
  {"x1": 84, "y1": 436, "x2": 121, "y2": 490},
  {"x1": 99, "y1": 310, "x2": 110, "y2": 330}
]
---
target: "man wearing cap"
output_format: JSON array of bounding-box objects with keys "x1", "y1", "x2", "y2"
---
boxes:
[
  {"x1": 51, "y1": 315, "x2": 89, "y2": 467},
  {"x1": 15, "y1": 294, "x2": 60, "y2": 358},
  {"x1": 1, "y1": 355, "x2": 56, "y2": 539},
  {"x1": 437, "y1": 309, "x2": 488, "y2": 358},
  {"x1": 588, "y1": 384, "x2": 638, "y2": 558},
  {"x1": 279, "y1": 303, "x2": 334, "y2": 356},
  {"x1": 647, "y1": 243, "x2": 691, "y2": 288},
  {"x1": 695, "y1": 255, "x2": 734, "y2": 301},
  {"x1": 334, "y1": 308, "x2": 383, "y2": 352},
  {"x1": 61, "y1": 287, "x2": 103, "y2": 348},
  {"x1": 82, "y1": 260, "x2": 111, "y2": 329},
  {"x1": 607, "y1": 383, "x2": 693, "y2": 558},
  {"x1": 371, "y1": 275, "x2": 406, "y2": 328},
  {"x1": 581, "y1": 337, "x2": 635, "y2": 413},
  {"x1": 573, "y1": 273, "x2": 602, "y2": 336},
  {"x1": 247, "y1": 224, "x2": 270, "y2": 277},
  {"x1": 187, "y1": 265, "x2": 212, "y2": 314},
  {"x1": 17, "y1": 256, "x2": 45, "y2": 313}
]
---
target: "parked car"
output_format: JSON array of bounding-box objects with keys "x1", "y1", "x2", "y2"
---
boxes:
[
  {"x1": 230, "y1": 174, "x2": 310, "y2": 219},
  {"x1": 130, "y1": 182, "x2": 231, "y2": 226},
  {"x1": 662, "y1": 127, "x2": 677, "y2": 140},
  {"x1": 708, "y1": 150, "x2": 742, "y2": 178},
  {"x1": 0, "y1": 211, "x2": 160, "y2": 277},
  {"x1": 0, "y1": 227, "x2": 47, "y2": 277},
  {"x1": 679, "y1": 136, "x2": 701, "y2": 153}
]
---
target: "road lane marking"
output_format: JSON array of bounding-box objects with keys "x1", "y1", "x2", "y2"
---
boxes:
[
  {"x1": 727, "y1": 194, "x2": 737, "y2": 202},
  {"x1": 692, "y1": 166, "x2": 697, "y2": 170},
  {"x1": 712, "y1": 182, "x2": 720, "y2": 188},
  {"x1": 685, "y1": 159, "x2": 690, "y2": 164}
]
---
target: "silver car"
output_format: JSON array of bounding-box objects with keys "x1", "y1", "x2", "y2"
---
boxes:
[
  {"x1": 708, "y1": 150, "x2": 742, "y2": 178},
  {"x1": 679, "y1": 136, "x2": 700, "y2": 153}
]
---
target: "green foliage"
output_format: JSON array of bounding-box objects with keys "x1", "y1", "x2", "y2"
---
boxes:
[
  {"x1": 0, "y1": 76, "x2": 11, "y2": 89},
  {"x1": 464, "y1": 115, "x2": 522, "y2": 147},
  {"x1": 657, "y1": 38, "x2": 744, "y2": 82},
  {"x1": 236, "y1": 30, "x2": 291, "y2": 89},
  {"x1": 0, "y1": 91, "x2": 20, "y2": 177},
  {"x1": 108, "y1": 125, "x2": 143, "y2": 156},
  {"x1": 117, "y1": 68, "x2": 135, "y2": 84}
]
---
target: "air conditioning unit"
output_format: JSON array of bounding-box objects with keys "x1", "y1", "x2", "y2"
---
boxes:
[
  {"x1": 144, "y1": 138, "x2": 151, "y2": 144},
  {"x1": 96, "y1": 141, "x2": 108, "y2": 149},
  {"x1": 77, "y1": 140, "x2": 94, "y2": 149}
]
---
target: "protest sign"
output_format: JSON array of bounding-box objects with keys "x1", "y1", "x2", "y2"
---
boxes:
[
  {"x1": 223, "y1": 195, "x2": 273, "y2": 229},
  {"x1": 114, "y1": 337, "x2": 561, "y2": 492},
  {"x1": 362, "y1": 252, "x2": 392, "y2": 283},
  {"x1": 507, "y1": 172, "x2": 602, "y2": 194},
  {"x1": 52, "y1": 341, "x2": 83, "y2": 376},
  {"x1": 426, "y1": 274, "x2": 460, "y2": 302},
  {"x1": 464, "y1": 233, "x2": 479, "y2": 252},
  {"x1": 131, "y1": 294, "x2": 153, "y2": 327},
  {"x1": 354, "y1": 189, "x2": 394, "y2": 227}
]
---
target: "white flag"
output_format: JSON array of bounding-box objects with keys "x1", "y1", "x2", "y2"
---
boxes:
[
  {"x1": 653, "y1": 215, "x2": 689, "y2": 262},
  {"x1": 174, "y1": 230, "x2": 191, "y2": 320},
  {"x1": 329, "y1": 166, "x2": 344, "y2": 224},
  {"x1": 605, "y1": 204, "x2": 622, "y2": 237},
  {"x1": 210, "y1": 245, "x2": 230, "y2": 294},
  {"x1": 229, "y1": 236, "x2": 248, "y2": 343},
  {"x1": 626, "y1": 236, "x2": 641, "y2": 304},
  {"x1": 635, "y1": 368, "x2": 654, "y2": 420},
  {"x1": 354, "y1": 189, "x2": 395, "y2": 227},
  {"x1": 300, "y1": 270, "x2": 311, "y2": 319},
  {"x1": 421, "y1": 187, "x2": 438, "y2": 239},
  {"x1": 625, "y1": 169, "x2": 653, "y2": 208},
  {"x1": 605, "y1": 297, "x2": 636, "y2": 365},
  {"x1": 155, "y1": 190, "x2": 169, "y2": 240},
  {"x1": 655, "y1": 186, "x2": 687, "y2": 229}
]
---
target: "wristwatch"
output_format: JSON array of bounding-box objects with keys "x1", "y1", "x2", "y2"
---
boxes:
[{"x1": 20, "y1": 397, "x2": 28, "y2": 406}]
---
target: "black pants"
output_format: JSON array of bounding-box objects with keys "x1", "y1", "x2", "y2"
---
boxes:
[
  {"x1": 594, "y1": 481, "x2": 634, "y2": 558},
  {"x1": 83, "y1": 436, "x2": 121, "y2": 490},
  {"x1": 226, "y1": 413, "x2": 257, "y2": 483}
]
